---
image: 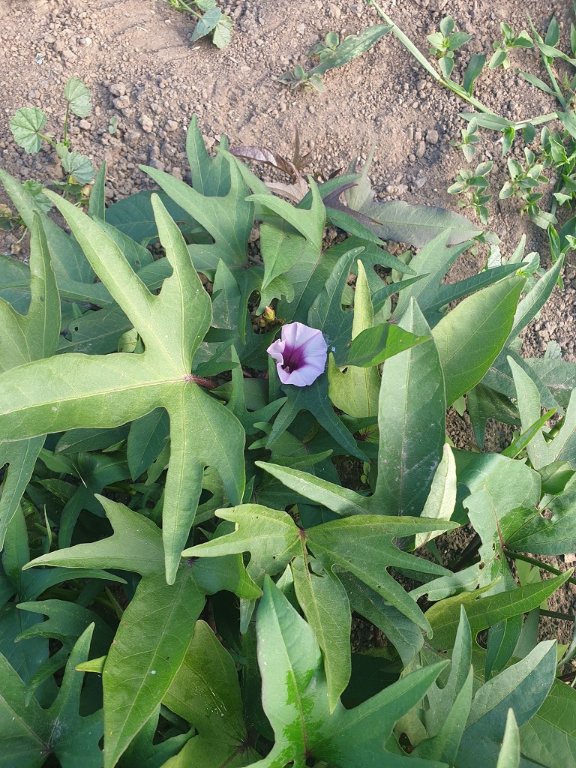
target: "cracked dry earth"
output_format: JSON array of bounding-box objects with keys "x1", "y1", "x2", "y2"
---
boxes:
[{"x1": 0, "y1": 0, "x2": 575, "y2": 641}]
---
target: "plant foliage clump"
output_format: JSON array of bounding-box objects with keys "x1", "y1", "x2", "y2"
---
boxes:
[{"x1": 0, "y1": 117, "x2": 575, "y2": 767}]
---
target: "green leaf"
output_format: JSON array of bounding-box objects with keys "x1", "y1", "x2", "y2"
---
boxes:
[
  {"x1": 0, "y1": 192, "x2": 245, "y2": 583},
  {"x1": 485, "y1": 613, "x2": 523, "y2": 679},
  {"x1": 496, "y1": 710, "x2": 521, "y2": 768},
  {"x1": 458, "y1": 451, "x2": 541, "y2": 583},
  {"x1": 306, "y1": 516, "x2": 453, "y2": 633},
  {"x1": 185, "y1": 116, "x2": 231, "y2": 197},
  {"x1": 425, "y1": 263, "x2": 523, "y2": 326},
  {"x1": 259, "y1": 218, "x2": 309, "y2": 295},
  {"x1": 253, "y1": 578, "x2": 447, "y2": 767},
  {"x1": 183, "y1": 504, "x2": 300, "y2": 584},
  {"x1": 372, "y1": 299, "x2": 445, "y2": 516},
  {"x1": 0, "y1": 214, "x2": 60, "y2": 547},
  {"x1": 340, "y1": 322, "x2": 429, "y2": 368},
  {"x1": 507, "y1": 256, "x2": 564, "y2": 343},
  {"x1": 392, "y1": 231, "x2": 473, "y2": 323},
  {"x1": 255, "y1": 460, "x2": 371, "y2": 516},
  {"x1": 142, "y1": 154, "x2": 253, "y2": 274},
  {"x1": 327, "y1": 260, "x2": 381, "y2": 417},
  {"x1": 59, "y1": 148, "x2": 95, "y2": 184},
  {"x1": 88, "y1": 161, "x2": 106, "y2": 220},
  {"x1": 58, "y1": 306, "x2": 129, "y2": 355},
  {"x1": 432, "y1": 276, "x2": 525, "y2": 404},
  {"x1": 0, "y1": 652, "x2": 48, "y2": 766},
  {"x1": 190, "y1": 554, "x2": 262, "y2": 599},
  {"x1": 306, "y1": 245, "x2": 365, "y2": 351},
  {"x1": 9, "y1": 108, "x2": 47, "y2": 153},
  {"x1": 414, "y1": 608, "x2": 474, "y2": 764},
  {"x1": 213, "y1": 13, "x2": 233, "y2": 49},
  {"x1": 25, "y1": 496, "x2": 165, "y2": 577},
  {"x1": 520, "y1": 72, "x2": 555, "y2": 96},
  {"x1": 162, "y1": 620, "x2": 255, "y2": 766},
  {"x1": 127, "y1": 408, "x2": 169, "y2": 480},
  {"x1": 266, "y1": 375, "x2": 367, "y2": 461},
  {"x1": 249, "y1": 180, "x2": 325, "y2": 252},
  {"x1": 467, "y1": 383, "x2": 520, "y2": 449},
  {"x1": 309, "y1": 24, "x2": 391, "y2": 76},
  {"x1": 340, "y1": 571, "x2": 424, "y2": 665},
  {"x1": 415, "y1": 443, "x2": 457, "y2": 547},
  {"x1": 190, "y1": 7, "x2": 222, "y2": 42},
  {"x1": 506, "y1": 472, "x2": 576, "y2": 555},
  {"x1": 105, "y1": 188, "x2": 200, "y2": 243},
  {"x1": 357, "y1": 200, "x2": 480, "y2": 247},
  {"x1": 0, "y1": 624, "x2": 102, "y2": 767},
  {"x1": 508, "y1": 358, "x2": 550, "y2": 468},
  {"x1": 0, "y1": 214, "x2": 60, "y2": 372},
  {"x1": 120, "y1": 708, "x2": 193, "y2": 768},
  {"x1": 460, "y1": 112, "x2": 514, "y2": 130},
  {"x1": 103, "y1": 570, "x2": 204, "y2": 768},
  {"x1": 252, "y1": 577, "x2": 329, "y2": 767},
  {"x1": 0, "y1": 168, "x2": 113, "y2": 302},
  {"x1": 463, "y1": 53, "x2": 486, "y2": 94},
  {"x1": 426, "y1": 570, "x2": 572, "y2": 650},
  {"x1": 63, "y1": 77, "x2": 92, "y2": 118},
  {"x1": 291, "y1": 555, "x2": 351, "y2": 712},
  {"x1": 456, "y1": 641, "x2": 556, "y2": 766},
  {"x1": 519, "y1": 678, "x2": 576, "y2": 766},
  {"x1": 42, "y1": 625, "x2": 103, "y2": 766},
  {"x1": 0, "y1": 437, "x2": 45, "y2": 550}
]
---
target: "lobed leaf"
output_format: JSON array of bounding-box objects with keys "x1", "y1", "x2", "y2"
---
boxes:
[
  {"x1": 0, "y1": 191, "x2": 245, "y2": 582},
  {"x1": 63, "y1": 78, "x2": 92, "y2": 118},
  {"x1": 9, "y1": 108, "x2": 47, "y2": 153}
]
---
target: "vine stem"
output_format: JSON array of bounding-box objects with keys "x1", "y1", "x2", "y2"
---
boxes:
[
  {"x1": 503, "y1": 547, "x2": 576, "y2": 588},
  {"x1": 368, "y1": 0, "x2": 560, "y2": 131}
]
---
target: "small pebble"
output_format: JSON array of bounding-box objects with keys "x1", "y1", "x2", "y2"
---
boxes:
[
  {"x1": 109, "y1": 83, "x2": 126, "y2": 97},
  {"x1": 139, "y1": 114, "x2": 154, "y2": 133}
]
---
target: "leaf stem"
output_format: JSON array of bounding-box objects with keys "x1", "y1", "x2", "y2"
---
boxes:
[
  {"x1": 503, "y1": 547, "x2": 576, "y2": 587},
  {"x1": 167, "y1": 0, "x2": 201, "y2": 19},
  {"x1": 62, "y1": 103, "x2": 70, "y2": 148},
  {"x1": 539, "y1": 608, "x2": 575, "y2": 622}
]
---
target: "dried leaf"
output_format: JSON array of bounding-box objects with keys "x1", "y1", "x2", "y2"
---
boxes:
[
  {"x1": 265, "y1": 178, "x2": 310, "y2": 202},
  {"x1": 230, "y1": 145, "x2": 300, "y2": 179}
]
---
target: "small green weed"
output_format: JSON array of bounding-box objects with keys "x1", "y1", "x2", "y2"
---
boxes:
[
  {"x1": 370, "y1": 0, "x2": 576, "y2": 259},
  {"x1": 166, "y1": 0, "x2": 233, "y2": 48},
  {"x1": 447, "y1": 159, "x2": 493, "y2": 224},
  {"x1": 8, "y1": 78, "x2": 95, "y2": 213},
  {"x1": 280, "y1": 25, "x2": 391, "y2": 91}
]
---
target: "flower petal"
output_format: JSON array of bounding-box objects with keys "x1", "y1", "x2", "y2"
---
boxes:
[
  {"x1": 267, "y1": 322, "x2": 328, "y2": 387},
  {"x1": 266, "y1": 338, "x2": 286, "y2": 365}
]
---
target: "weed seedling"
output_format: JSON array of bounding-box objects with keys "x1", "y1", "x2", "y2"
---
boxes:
[
  {"x1": 280, "y1": 25, "x2": 391, "y2": 91},
  {"x1": 9, "y1": 78, "x2": 95, "y2": 206},
  {"x1": 447, "y1": 160, "x2": 493, "y2": 224},
  {"x1": 166, "y1": 0, "x2": 233, "y2": 48},
  {"x1": 427, "y1": 16, "x2": 472, "y2": 79}
]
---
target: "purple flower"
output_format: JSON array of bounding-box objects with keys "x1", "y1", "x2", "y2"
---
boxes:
[{"x1": 267, "y1": 322, "x2": 328, "y2": 387}]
